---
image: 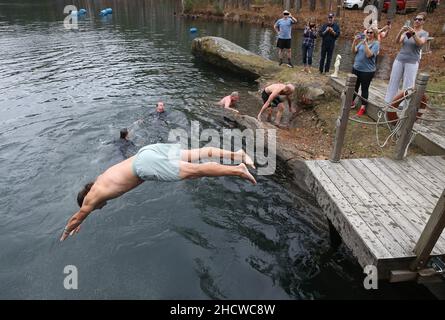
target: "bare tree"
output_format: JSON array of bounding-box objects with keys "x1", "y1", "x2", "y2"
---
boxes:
[
  {"x1": 388, "y1": 0, "x2": 397, "y2": 18},
  {"x1": 310, "y1": 0, "x2": 316, "y2": 11},
  {"x1": 377, "y1": 0, "x2": 384, "y2": 20},
  {"x1": 294, "y1": 0, "x2": 301, "y2": 12},
  {"x1": 419, "y1": 0, "x2": 429, "y2": 12},
  {"x1": 336, "y1": 0, "x2": 341, "y2": 16},
  {"x1": 284, "y1": 0, "x2": 291, "y2": 10}
]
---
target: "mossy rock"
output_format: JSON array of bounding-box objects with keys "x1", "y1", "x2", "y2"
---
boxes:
[{"x1": 191, "y1": 36, "x2": 280, "y2": 79}]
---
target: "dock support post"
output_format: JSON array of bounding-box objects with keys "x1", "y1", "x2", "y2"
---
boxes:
[
  {"x1": 410, "y1": 189, "x2": 445, "y2": 271},
  {"x1": 394, "y1": 73, "x2": 429, "y2": 160},
  {"x1": 330, "y1": 73, "x2": 356, "y2": 163},
  {"x1": 328, "y1": 219, "x2": 342, "y2": 250}
]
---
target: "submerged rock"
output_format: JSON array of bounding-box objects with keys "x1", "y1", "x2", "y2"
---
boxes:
[{"x1": 191, "y1": 36, "x2": 280, "y2": 79}]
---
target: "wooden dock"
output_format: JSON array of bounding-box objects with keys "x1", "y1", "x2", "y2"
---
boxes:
[
  {"x1": 305, "y1": 155, "x2": 445, "y2": 280},
  {"x1": 329, "y1": 76, "x2": 445, "y2": 156}
]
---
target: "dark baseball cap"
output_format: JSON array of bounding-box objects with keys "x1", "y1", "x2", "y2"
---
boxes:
[{"x1": 328, "y1": 13, "x2": 334, "y2": 18}]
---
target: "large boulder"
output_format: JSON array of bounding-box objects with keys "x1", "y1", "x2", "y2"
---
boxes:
[{"x1": 191, "y1": 36, "x2": 280, "y2": 79}]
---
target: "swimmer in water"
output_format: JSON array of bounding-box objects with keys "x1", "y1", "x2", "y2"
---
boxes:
[
  {"x1": 117, "y1": 128, "x2": 136, "y2": 158},
  {"x1": 218, "y1": 92, "x2": 240, "y2": 113},
  {"x1": 156, "y1": 101, "x2": 165, "y2": 113},
  {"x1": 60, "y1": 144, "x2": 256, "y2": 241}
]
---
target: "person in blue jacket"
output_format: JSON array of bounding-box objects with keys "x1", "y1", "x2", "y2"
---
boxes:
[{"x1": 318, "y1": 13, "x2": 340, "y2": 74}]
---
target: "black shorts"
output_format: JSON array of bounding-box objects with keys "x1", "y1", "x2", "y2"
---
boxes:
[
  {"x1": 262, "y1": 90, "x2": 283, "y2": 108},
  {"x1": 276, "y1": 38, "x2": 291, "y2": 49}
]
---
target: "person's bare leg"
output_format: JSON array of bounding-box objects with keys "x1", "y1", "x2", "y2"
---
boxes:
[
  {"x1": 179, "y1": 161, "x2": 256, "y2": 185},
  {"x1": 181, "y1": 148, "x2": 254, "y2": 168},
  {"x1": 274, "y1": 103, "x2": 285, "y2": 126},
  {"x1": 266, "y1": 107, "x2": 273, "y2": 122}
]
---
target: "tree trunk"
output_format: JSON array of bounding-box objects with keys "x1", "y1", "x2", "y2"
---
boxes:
[
  {"x1": 294, "y1": 0, "x2": 301, "y2": 11},
  {"x1": 377, "y1": 0, "x2": 384, "y2": 21},
  {"x1": 284, "y1": 0, "x2": 291, "y2": 10},
  {"x1": 419, "y1": 0, "x2": 429, "y2": 12},
  {"x1": 310, "y1": 0, "x2": 316, "y2": 11},
  {"x1": 388, "y1": 0, "x2": 397, "y2": 18},
  {"x1": 336, "y1": 0, "x2": 341, "y2": 16}
]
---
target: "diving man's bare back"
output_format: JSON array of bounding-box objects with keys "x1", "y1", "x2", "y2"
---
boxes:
[{"x1": 60, "y1": 145, "x2": 256, "y2": 241}]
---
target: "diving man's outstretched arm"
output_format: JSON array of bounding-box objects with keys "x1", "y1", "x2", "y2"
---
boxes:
[{"x1": 60, "y1": 203, "x2": 95, "y2": 241}]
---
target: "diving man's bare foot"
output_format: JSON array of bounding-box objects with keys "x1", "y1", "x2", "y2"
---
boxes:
[
  {"x1": 236, "y1": 149, "x2": 255, "y2": 169},
  {"x1": 238, "y1": 163, "x2": 257, "y2": 185}
]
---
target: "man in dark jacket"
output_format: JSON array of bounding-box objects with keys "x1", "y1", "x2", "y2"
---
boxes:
[{"x1": 319, "y1": 13, "x2": 340, "y2": 74}]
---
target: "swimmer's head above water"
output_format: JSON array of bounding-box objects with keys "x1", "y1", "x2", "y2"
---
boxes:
[
  {"x1": 156, "y1": 101, "x2": 165, "y2": 113},
  {"x1": 230, "y1": 91, "x2": 239, "y2": 102},
  {"x1": 120, "y1": 128, "x2": 129, "y2": 140}
]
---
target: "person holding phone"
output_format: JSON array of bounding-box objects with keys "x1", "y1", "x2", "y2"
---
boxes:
[
  {"x1": 302, "y1": 20, "x2": 317, "y2": 73},
  {"x1": 318, "y1": 13, "x2": 340, "y2": 74},
  {"x1": 351, "y1": 28, "x2": 380, "y2": 116},
  {"x1": 384, "y1": 12, "x2": 429, "y2": 104},
  {"x1": 274, "y1": 10, "x2": 298, "y2": 67}
]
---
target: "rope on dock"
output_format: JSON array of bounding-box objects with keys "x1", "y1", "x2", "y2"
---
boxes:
[
  {"x1": 353, "y1": 88, "x2": 417, "y2": 112},
  {"x1": 426, "y1": 89, "x2": 445, "y2": 95},
  {"x1": 349, "y1": 89, "x2": 418, "y2": 148},
  {"x1": 348, "y1": 116, "x2": 407, "y2": 125}
]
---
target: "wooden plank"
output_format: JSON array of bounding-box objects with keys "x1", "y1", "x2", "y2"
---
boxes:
[
  {"x1": 350, "y1": 159, "x2": 431, "y2": 229},
  {"x1": 305, "y1": 161, "x2": 392, "y2": 263},
  {"x1": 361, "y1": 158, "x2": 445, "y2": 253},
  {"x1": 361, "y1": 159, "x2": 435, "y2": 220},
  {"x1": 316, "y1": 161, "x2": 409, "y2": 257},
  {"x1": 411, "y1": 189, "x2": 445, "y2": 271},
  {"x1": 333, "y1": 160, "x2": 420, "y2": 255},
  {"x1": 412, "y1": 157, "x2": 445, "y2": 184},
  {"x1": 404, "y1": 157, "x2": 445, "y2": 190},
  {"x1": 374, "y1": 158, "x2": 436, "y2": 207},
  {"x1": 341, "y1": 160, "x2": 445, "y2": 255},
  {"x1": 386, "y1": 158, "x2": 443, "y2": 196},
  {"x1": 422, "y1": 156, "x2": 445, "y2": 175},
  {"x1": 380, "y1": 159, "x2": 445, "y2": 253}
]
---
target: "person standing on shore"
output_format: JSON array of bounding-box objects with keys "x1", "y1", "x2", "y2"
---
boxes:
[
  {"x1": 384, "y1": 12, "x2": 429, "y2": 104},
  {"x1": 318, "y1": 13, "x2": 340, "y2": 74},
  {"x1": 302, "y1": 20, "x2": 317, "y2": 73},
  {"x1": 351, "y1": 28, "x2": 380, "y2": 117},
  {"x1": 274, "y1": 10, "x2": 298, "y2": 68}
]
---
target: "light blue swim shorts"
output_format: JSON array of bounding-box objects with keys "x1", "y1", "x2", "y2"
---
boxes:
[{"x1": 132, "y1": 143, "x2": 182, "y2": 181}]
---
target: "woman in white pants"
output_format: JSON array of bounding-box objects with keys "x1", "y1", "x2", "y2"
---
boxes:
[{"x1": 384, "y1": 12, "x2": 429, "y2": 104}]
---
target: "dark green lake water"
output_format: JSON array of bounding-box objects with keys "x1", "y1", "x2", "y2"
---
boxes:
[{"x1": 0, "y1": 0, "x2": 433, "y2": 299}]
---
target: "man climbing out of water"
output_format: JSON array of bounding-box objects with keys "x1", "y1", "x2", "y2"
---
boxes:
[
  {"x1": 218, "y1": 91, "x2": 240, "y2": 113},
  {"x1": 60, "y1": 144, "x2": 256, "y2": 241},
  {"x1": 257, "y1": 83, "x2": 296, "y2": 127}
]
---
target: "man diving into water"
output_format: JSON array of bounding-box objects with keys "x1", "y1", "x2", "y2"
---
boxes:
[{"x1": 60, "y1": 143, "x2": 256, "y2": 241}]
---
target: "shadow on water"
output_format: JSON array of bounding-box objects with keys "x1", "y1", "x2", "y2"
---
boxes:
[{"x1": 0, "y1": 0, "x2": 434, "y2": 299}]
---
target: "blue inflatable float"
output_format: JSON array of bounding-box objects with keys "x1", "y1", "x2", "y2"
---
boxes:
[
  {"x1": 71, "y1": 8, "x2": 87, "y2": 16},
  {"x1": 99, "y1": 8, "x2": 113, "y2": 16},
  {"x1": 190, "y1": 27, "x2": 197, "y2": 33}
]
